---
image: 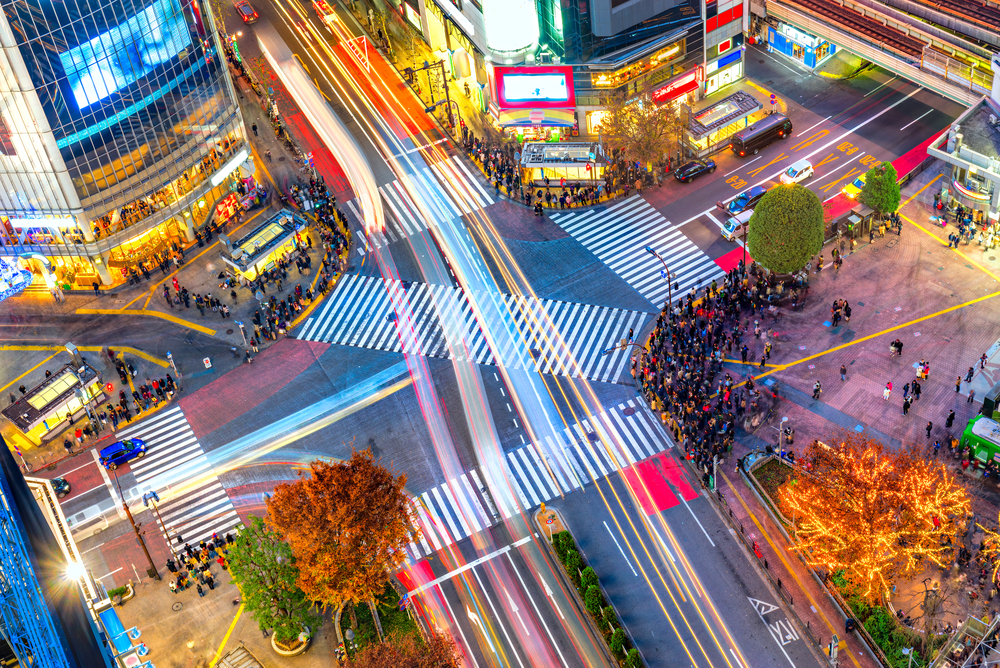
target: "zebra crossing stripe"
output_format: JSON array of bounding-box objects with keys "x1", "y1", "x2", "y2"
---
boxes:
[{"x1": 114, "y1": 406, "x2": 241, "y2": 546}]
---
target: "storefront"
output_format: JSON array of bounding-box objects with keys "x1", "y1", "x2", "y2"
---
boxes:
[
  {"x1": 519, "y1": 142, "x2": 606, "y2": 186},
  {"x1": 589, "y1": 40, "x2": 686, "y2": 91},
  {"x1": 767, "y1": 24, "x2": 836, "y2": 69},
  {"x1": 704, "y1": 45, "x2": 744, "y2": 96},
  {"x1": 682, "y1": 89, "x2": 764, "y2": 157},
  {"x1": 1, "y1": 363, "x2": 105, "y2": 446},
  {"x1": 219, "y1": 209, "x2": 307, "y2": 281},
  {"x1": 490, "y1": 65, "x2": 578, "y2": 139}
]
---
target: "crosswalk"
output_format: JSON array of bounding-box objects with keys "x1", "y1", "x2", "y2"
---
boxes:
[
  {"x1": 403, "y1": 398, "x2": 673, "y2": 562},
  {"x1": 298, "y1": 274, "x2": 649, "y2": 383},
  {"x1": 116, "y1": 406, "x2": 242, "y2": 548},
  {"x1": 550, "y1": 196, "x2": 727, "y2": 307},
  {"x1": 346, "y1": 155, "x2": 494, "y2": 253}
]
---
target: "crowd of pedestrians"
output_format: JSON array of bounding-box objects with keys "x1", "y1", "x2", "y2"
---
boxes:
[
  {"x1": 166, "y1": 533, "x2": 233, "y2": 597},
  {"x1": 633, "y1": 262, "x2": 790, "y2": 486}
]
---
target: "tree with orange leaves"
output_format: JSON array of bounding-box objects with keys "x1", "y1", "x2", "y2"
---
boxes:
[
  {"x1": 266, "y1": 449, "x2": 416, "y2": 641},
  {"x1": 342, "y1": 632, "x2": 461, "y2": 668},
  {"x1": 779, "y1": 436, "x2": 969, "y2": 602}
]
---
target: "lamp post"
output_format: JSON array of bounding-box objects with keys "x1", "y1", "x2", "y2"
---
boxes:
[
  {"x1": 112, "y1": 469, "x2": 159, "y2": 580},
  {"x1": 644, "y1": 246, "x2": 675, "y2": 309},
  {"x1": 143, "y1": 491, "x2": 177, "y2": 561}
]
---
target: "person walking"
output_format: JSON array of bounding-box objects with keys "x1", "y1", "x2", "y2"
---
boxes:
[
  {"x1": 902, "y1": 382, "x2": 910, "y2": 400},
  {"x1": 841, "y1": 365, "x2": 847, "y2": 381},
  {"x1": 946, "y1": 410, "x2": 956, "y2": 428},
  {"x1": 912, "y1": 380, "x2": 922, "y2": 401},
  {"x1": 902, "y1": 397, "x2": 911, "y2": 415},
  {"x1": 969, "y1": 389, "x2": 977, "y2": 404},
  {"x1": 843, "y1": 302, "x2": 852, "y2": 323},
  {"x1": 926, "y1": 421, "x2": 933, "y2": 438},
  {"x1": 883, "y1": 382, "x2": 892, "y2": 400},
  {"x1": 251, "y1": 123, "x2": 258, "y2": 136},
  {"x1": 813, "y1": 381, "x2": 822, "y2": 400},
  {"x1": 966, "y1": 367, "x2": 975, "y2": 382}
]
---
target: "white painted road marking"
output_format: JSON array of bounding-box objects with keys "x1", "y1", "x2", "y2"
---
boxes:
[{"x1": 605, "y1": 520, "x2": 638, "y2": 576}]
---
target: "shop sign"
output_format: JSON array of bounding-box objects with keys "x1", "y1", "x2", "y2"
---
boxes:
[
  {"x1": 953, "y1": 180, "x2": 991, "y2": 202},
  {"x1": 652, "y1": 67, "x2": 703, "y2": 105}
]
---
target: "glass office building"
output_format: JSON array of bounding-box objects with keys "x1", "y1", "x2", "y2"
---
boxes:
[{"x1": 0, "y1": 0, "x2": 246, "y2": 288}]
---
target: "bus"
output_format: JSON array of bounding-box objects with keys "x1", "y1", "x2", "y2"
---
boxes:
[
  {"x1": 730, "y1": 114, "x2": 793, "y2": 157},
  {"x1": 961, "y1": 415, "x2": 1000, "y2": 465}
]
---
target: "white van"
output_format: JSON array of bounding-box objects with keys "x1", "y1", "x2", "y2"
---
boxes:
[{"x1": 722, "y1": 209, "x2": 754, "y2": 241}]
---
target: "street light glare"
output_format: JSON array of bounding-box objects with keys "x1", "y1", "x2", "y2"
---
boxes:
[{"x1": 65, "y1": 561, "x2": 86, "y2": 581}]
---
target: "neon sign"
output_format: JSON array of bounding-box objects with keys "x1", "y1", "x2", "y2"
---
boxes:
[{"x1": 953, "y1": 180, "x2": 991, "y2": 202}]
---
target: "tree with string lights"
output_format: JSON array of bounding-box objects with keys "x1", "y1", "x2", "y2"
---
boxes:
[{"x1": 779, "y1": 436, "x2": 969, "y2": 603}]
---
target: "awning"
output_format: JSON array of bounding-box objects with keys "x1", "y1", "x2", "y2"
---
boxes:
[{"x1": 496, "y1": 108, "x2": 575, "y2": 128}]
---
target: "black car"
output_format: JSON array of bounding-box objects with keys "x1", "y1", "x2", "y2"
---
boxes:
[
  {"x1": 674, "y1": 159, "x2": 716, "y2": 183},
  {"x1": 52, "y1": 477, "x2": 70, "y2": 499},
  {"x1": 719, "y1": 185, "x2": 768, "y2": 215}
]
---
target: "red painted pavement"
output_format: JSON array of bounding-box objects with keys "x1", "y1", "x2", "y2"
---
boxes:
[
  {"x1": 179, "y1": 338, "x2": 328, "y2": 440},
  {"x1": 655, "y1": 453, "x2": 699, "y2": 501},
  {"x1": 715, "y1": 246, "x2": 752, "y2": 272},
  {"x1": 622, "y1": 461, "x2": 679, "y2": 515}
]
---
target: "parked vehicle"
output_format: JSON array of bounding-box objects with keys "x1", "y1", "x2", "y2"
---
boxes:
[
  {"x1": 674, "y1": 159, "x2": 716, "y2": 183},
  {"x1": 99, "y1": 439, "x2": 147, "y2": 471},
  {"x1": 730, "y1": 114, "x2": 793, "y2": 157},
  {"x1": 718, "y1": 185, "x2": 768, "y2": 216},
  {"x1": 780, "y1": 159, "x2": 814, "y2": 185}
]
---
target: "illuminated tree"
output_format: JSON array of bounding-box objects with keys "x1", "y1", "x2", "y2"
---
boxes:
[
  {"x1": 267, "y1": 450, "x2": 417, "y2": 641},
  {"x1": 779, "y1": 436, "x2": 969, "y2": 602},
  {"x1": 976, "y1": 515, "x2": 1000, "y2": 582},
  {"x1": 597, "y1": 82, "x2": 679, "y2": 172},
  {"x1": 342, "y1": 632, "x2": 461, "y2": 668}
]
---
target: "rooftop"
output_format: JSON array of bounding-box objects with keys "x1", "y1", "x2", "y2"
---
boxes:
[
  {"x1": 687, "y1": 90, "x2": 762, "y2": 140},
  {"x1": 520, "y1": 142, "x2": 604, "y2": 166},
  {"x1": 958, "y1": 99, "x2": 1000, "y2": 160},
  {"x1": 221, "y1": 208, "x2": 305, "y2": 270},
  {"x1": 1, "y1": 363, "x2": 99, "y2": 430}
]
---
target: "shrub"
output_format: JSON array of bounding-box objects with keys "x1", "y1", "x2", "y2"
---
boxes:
[
  {"x1": 609, "y1": 628, "x2": 626, "y2": 656},
  {"x1": 565, "y1": 550, "x2": 582, "y2": 584},
  {"x1": 624, "y1": 648, "x2": 642, "y2": 668},
  {"x1": 581, "y1": 566, "x2": 598, "y2": 591},
  {"x1": 554, "y1": 532, "x2": 574, "y2": 561},
  {"x1": 107, "y1": 586, "x2": 128, "y2": 599},
  {"x1": 602, "y1": 606, "x2": 617, "y2": 628},
  {"x1": 585, "y1": 585, "x2": 604, "y2": 615}
]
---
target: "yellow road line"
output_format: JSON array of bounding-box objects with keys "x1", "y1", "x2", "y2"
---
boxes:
[
  {"x1": 209, "y1": 602, "x2": 244, "y2": 667},
  {"x1": 752, "y1": 289, "x2": 1000, "y2": 381},
  {"x1": 0, "y1": 353, "x2": 59, "y2": 395},
  {"x1": 76, "y1": 308, "x2": 217, "y2": 336},
  {"x1": 721, "y1": 472, "x2": 864, "y2": 668},
  {"x1": 0, "y1": 345, "x2": 168, "y2": 368}
]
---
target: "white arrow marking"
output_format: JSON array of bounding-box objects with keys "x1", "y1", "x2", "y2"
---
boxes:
[
  {"x1": 467, "y1": 605, "x2": 497, "y2": 654},
  {"x1": 542, "y1": 577, "x2": 565, "y2": 620},
  {"x1": 503, "y1": 586, "x2": 530, "y2": 636}
]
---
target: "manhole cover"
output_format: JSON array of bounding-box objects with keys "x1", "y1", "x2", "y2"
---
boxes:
[
  {"x1": 226, "y1": 329, "x2": 234, "y2": 335},
  {"x1": 278, "y1": 156, "x2": 286, "y2": 162},
  {"x1": 991, "y1": 256, "x2": 997, "y2": 261},
  {"x1": 172, "y1": 602, "x2": 183, "y2": 611},
  {"x1": 47, "y1": 463, "x2": 57, "y2": 471},
  {"x1": 623, "y1": 407, "x2": 636, "y2": 416},
  {"x1": 759, "y1": 60, "x2": 765, "y2": 63}
]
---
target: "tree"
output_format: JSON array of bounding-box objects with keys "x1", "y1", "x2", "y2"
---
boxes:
[
  {"x1": 746, "y1": 184, "x2": 824, "y2": 274},
  {"x1": 859, "y1": 162, "x2": 900, "y2": 219},
  {"x1": 342, "y1": 631, "x2": 461, "y2": 668},
  {"x1": 267, "y1": 449, "x2": 416, "y2": 639},
  {"x1": 779, "y1": 436, "x2": 969, "y2": 602},
  {"x1": 585, "y1": 585, "x2": 604, "y2": 615},
  {"x1": 597, "y1": 82, "x2": 678, "y2": 171},
  {"x1": 609, "y1": 628, "x2": 626, "y2": 655},
  {"x1": 227, "y1": 515, "x2": 322, "y2": 644}
]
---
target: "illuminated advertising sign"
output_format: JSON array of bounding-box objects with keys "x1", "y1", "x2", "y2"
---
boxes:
[
  {"x1": 494, "y1": 66, "x2": 575, "y2": 110},
  {"x1": 59, "y1": 0, "x2": 192, "y2": 109},
  {"x1": 651, "y1": 66, "x2": 703, "y2": 105}
]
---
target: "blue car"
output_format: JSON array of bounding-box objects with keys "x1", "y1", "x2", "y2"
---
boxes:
[{"x1": 99, "y1": 438, "x2": 147, "y2": 470}]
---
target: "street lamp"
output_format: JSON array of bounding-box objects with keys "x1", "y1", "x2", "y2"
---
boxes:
[
  {"x1": 143, "y1": 491, "x2": 177, "y2": 561},
  {"x1": 644, "y1": 246, "x2": 675, "y2": 309}
]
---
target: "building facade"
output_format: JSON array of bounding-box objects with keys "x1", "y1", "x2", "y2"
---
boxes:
[
  {"x1": 0, "y1": 0, "x2": 247, "y2": 288},
  {"x1": 394, "y1": 0, "x2": 747, "y2": 141}
]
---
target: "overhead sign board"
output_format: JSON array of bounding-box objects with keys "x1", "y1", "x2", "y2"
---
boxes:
[{"x1": 494, "y1": 66, "x2": 575, "y2": 110}]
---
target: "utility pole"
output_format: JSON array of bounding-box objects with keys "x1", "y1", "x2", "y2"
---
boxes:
[
  {"x1": 113, "y1": 469, "x2": 160, "y2": 580},
  {"x1": 644, "y1": 246, "x2": 675, "y2": 308},
  {"x1": 143, "y1": 491, "x2": 176, "y2": 561}
]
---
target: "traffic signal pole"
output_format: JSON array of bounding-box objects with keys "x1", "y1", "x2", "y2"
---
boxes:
[{"x1": 112, "y1": 470, "x2": 159, "y2": 580}]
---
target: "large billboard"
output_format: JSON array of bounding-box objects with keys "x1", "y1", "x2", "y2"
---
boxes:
[
  {"x1": 493, "y1": 66, "x2": 575, "y2": 110},
  {"x1": 58, "y1": 0, "x2": 192, "y2": 110}
]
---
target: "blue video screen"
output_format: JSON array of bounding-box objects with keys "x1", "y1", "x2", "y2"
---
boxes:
[{"x1": 59, "y1": 0, "x2": 192, "y2": 110}]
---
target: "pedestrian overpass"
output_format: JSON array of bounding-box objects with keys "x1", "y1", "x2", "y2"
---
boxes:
[{"x1": 758, "y1": 0, "x2": 997, "y2": 106}]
